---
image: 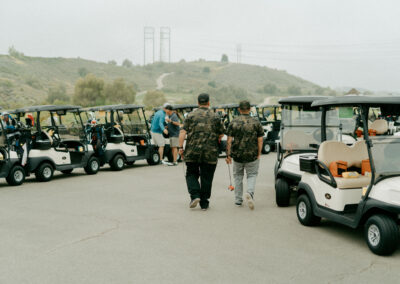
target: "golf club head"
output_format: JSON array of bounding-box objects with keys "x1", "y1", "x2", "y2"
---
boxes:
[{"x1": 228, "y1": 185, "x2": 235, "y2": 191}]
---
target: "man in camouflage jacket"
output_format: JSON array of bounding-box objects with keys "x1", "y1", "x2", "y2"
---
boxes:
[
  {"x1": 226, "y1": 101, "x2": 264, "y2": 210},
  {"x1": 179, "y1": 93, "x2": 224, "y2": 210}
]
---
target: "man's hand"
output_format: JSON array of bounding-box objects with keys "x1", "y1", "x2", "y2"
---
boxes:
[
  {"x1": 225, "y1": 156, "x2": 232, "y2": 164},
  {"x1": 179, "y1": 147, "x2": 184, "y2": 159},
  {"x1": 163, "y1": 129, "x2": 168, "y2": 135},
  {"x1": 257, "y1": 154, "x2": 261, "y2": 160},
  {"x1": 165, "y1": 118, "x2": 171, "y2": 123}
]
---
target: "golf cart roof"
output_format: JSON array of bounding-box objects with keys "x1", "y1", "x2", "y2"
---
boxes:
[
  {"x1": 212, "y1": 103, "x2": 257, "y2": 109},
  {"x1": 83, "y1": 104, "x2": 145, "y2": 112},
  {"x1": 14, "y1": 105, "x2": 81, "y2": 113},
  {"x1": 153, "y1": 104, "x2": 198, "y2": 111},
  {"x1": 311, "y1": 96, "x2": 400, "y2": 108},
  {"x1": 279, "y1": 96, "x2": 332, "y2": 105}
]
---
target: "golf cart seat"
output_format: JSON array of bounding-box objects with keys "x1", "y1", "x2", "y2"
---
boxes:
[
  {"x1": 108, "y1": 126, "x2": 124, "y2": 143},
  {"x1": 318, "y1": 140, "x2": 371, "y2": 189},
  {"x1": 369, "y1": 119, "x2": 388, "y2": 135}
]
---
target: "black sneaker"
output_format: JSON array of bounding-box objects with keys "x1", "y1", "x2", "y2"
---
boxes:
[
  {"x1": 189, "y1": 198, "x2": 200, "y2": 208},
  {"x1": 235, "y1": 202, "x2": 242, "y2": 207}
]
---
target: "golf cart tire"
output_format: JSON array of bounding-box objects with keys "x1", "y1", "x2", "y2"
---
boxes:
[
  {"x1": 147, "y1": 151, "x2": 160, "y2": 165},
  {"x1": 110, "y1": 154, "x2": 125, "y2": 171},
  {"x1": 262, "y1": 142, "x2": 271, "y2": 154},
  {"x1": 275, "y1": 178, "x2": 290, "y2": 207},
  {"x1": 6, "y1": 165, "x2": 25, "y2": 186},
  {"x1": 84, "y1": 156, "x2": 100, "y2": 175},
  {"x1": 364, "y1": 214, "x2": 400, "y2": 256},
  {"x1": 35, "y1": 162, "x2": 54, "y2": 182},
  {"x1": 296, "y1": 194, "x2": 321, "y2": 226},
  {"x1": 61, "y1": 169, "x2": 73, "y2": 174}
]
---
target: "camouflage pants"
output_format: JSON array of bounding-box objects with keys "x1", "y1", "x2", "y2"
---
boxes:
[{"x1": 233, "y1": 159, "x2": 260, "y2": 203}]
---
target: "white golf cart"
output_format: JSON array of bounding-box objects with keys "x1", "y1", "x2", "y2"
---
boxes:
[
  {"x1": 274, "y1": 97, "x2": 334, "y2": 207},
  {"x1": 13, "y1": 105, "x2": 100, "y2": 181},
  {"x1": 83, "y1": 104, "x2": 161, "y2": 169},
  {"x1": 0, "y1": 108, "x2": 26, "y2": 185},
  {"x1": 213, "y1": 103, "x2": 263, "y2": 155},
  {"x1": 295, "y1": 96, "x2": 400, "y2": 255},
  {"x1": 257, "y1": 104, "x2": 281, "y2": 154}
]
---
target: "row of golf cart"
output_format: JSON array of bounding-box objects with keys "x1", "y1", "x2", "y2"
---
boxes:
[
  {"x1": 0, "y1": 104, "x2": 160, "y2": 186},
  {"x1": 274, "y1": 96, "x2": 400, "y2": 255}
]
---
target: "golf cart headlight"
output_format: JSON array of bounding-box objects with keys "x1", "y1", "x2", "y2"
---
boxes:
[{"x1": 0, "y1": 153, "x2": 3, "y2": 161}]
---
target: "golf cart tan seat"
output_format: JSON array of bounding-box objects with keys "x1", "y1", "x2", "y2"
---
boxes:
[
  {"x1": 370, "y1": 119, "x2": 388, "y2": 135},
  {"x1": 318, "y1": 140, "x2": 371, "y2": 189}
]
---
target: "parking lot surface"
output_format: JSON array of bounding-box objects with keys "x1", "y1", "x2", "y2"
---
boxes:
[{"x1": 0, "y1": 154, "x2": 399, "y2": 283}]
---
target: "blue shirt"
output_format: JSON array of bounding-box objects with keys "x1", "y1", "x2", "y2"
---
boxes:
[{"x1": 151, "y1": 109, "x2": 166, "y2": 134}]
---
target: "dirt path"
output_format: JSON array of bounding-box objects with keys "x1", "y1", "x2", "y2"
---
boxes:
[{"x1": 156, "y1": 72, "x2": 173, "y2": 90}]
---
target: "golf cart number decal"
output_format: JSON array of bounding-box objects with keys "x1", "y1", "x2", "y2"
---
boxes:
[{"x1": 325, "y1": 193, "x2": 331, "y2": 200}]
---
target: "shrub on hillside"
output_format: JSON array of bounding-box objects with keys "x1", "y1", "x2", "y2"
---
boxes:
[
  {"x1": 73, "y1": 74, "x2": 105, "y2": 106},
  {"x1": 122, "y1": 59, "x2": 133, "y2": 68},
  {"x1": 287, "y1": 85, "x2": 302, "y2": 95},
  {"x1": 47, "y1": 84, "x2": 70, "y2": 104},
  {"x1": 104, "y1": 78, "x2": 136, "y2": 104},
  {"x1": 203, "y1": 67, "x2": 210, "y2": 73},
  {"x1": 78, "y1": 67, "x2": 89, "y2": 77},
  {"x1": 221, "y1": 54, "x2": 229, "y2": 63},
  {"x1": 8, "y1": 46, "x2": 24, "y2": 59},
  {"x1": 25, "y1": 77, "x2": 42, "y2": 89},
  {"x1": 208, "y1": 81, "x2": 217, "y2": 88},
  {"x1": 108, "y1": 60, "x2": 117, "y2": 65},
  {"x1": 143, "y1": 90, "x2": 166, "y2": 110}
]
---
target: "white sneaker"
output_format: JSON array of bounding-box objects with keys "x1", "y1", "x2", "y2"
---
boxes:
[
  {"x1": 189, "y1": 198, "x2": 200, "y2": 208},
  {"x1": 245, "y1": 193, "x2": 255, "y2": 210},
  {"x1": 162, "y1": 160, "x2": 173, "y2": 166}
]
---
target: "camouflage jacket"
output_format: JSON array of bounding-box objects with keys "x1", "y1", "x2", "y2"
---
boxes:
[
  {"x1": 183, "y1": 107, "x2": 224, "y2": 164},
  {"x1": 227, "y1": 114, "x2": 264, "y2": 163}
]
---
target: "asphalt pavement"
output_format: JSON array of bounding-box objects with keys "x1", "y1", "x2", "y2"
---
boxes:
[{"x1": 0, "y1": 154, "x2": 399, "y2": 283}]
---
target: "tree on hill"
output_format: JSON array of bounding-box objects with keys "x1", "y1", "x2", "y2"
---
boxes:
[
  {"x1": 221, "y1": 54, "x2": 229, "y2": 63},
  {"x1": 143, "y1": 90, "x2": 166, "y2": 110},
  {"x1": 287, "y1": 85, "x2": 302, "y2": 95},
  {"x1": 8, "y1": 46, "x2": 24, "y2": 58},
  {"x1": 108, "y1": 60, "x2": 117, "y2": 65},
  {"x1": 104, "y1": 78, "x2": 136, "y2": 104},
  {"x1": 262, "y1": 83, "x2": 278, "y2": 94},
  {"x1": 47, "y1": 84, "x2": 70, "y2": 104},
  {"x1": 122, "y1": 59, "x2": 133, "y2": 68},
  {"x1": 347, "y1": 88, "x2": 360, "y2": 95},
  {"x1": 78, "y1": 67, "x2": 89, "y2": 77},
  {"x1": 73, "y1": 74, "x2": 105, "y2": 106}
]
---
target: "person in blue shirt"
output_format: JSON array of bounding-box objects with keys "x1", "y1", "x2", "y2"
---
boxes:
[{"x1": 151, "y1": 103, "x2": 173, "y2": 162}]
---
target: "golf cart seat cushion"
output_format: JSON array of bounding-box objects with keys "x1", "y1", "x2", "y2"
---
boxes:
[
  {"x1": 369, "y1": 119, "x2": 388, "y2": 135},
  {"x1": 334, "y1": 175, "x2": 370, "y2": 189},
  {"x1": 318, "y1": 140, "x2": 371, "y2": 188}
]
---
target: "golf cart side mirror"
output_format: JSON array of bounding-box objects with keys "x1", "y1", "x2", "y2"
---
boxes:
[{"x1": 315, "y1": 160, "x2": 337, "y2": 188}]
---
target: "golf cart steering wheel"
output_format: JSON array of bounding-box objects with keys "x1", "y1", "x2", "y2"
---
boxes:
[{"x1": 312, "y1": 128, "x2": 334, "y2": 141}]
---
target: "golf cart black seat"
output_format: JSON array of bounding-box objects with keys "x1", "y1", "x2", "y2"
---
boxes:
[
  {"x1": 318, "y1": 141, "x2": 371, "y2": 189},
  {"x1": 34, "y1": 131, "x2": 53, "y2": 150},
  {"x1": 107, "y1": 126, "x2": 124, "y2": 143}
]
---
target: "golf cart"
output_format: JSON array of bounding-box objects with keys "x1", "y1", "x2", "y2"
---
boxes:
[
  {"x1": 150, "y1": 104, "x2": 197, "y2": 162},
  {"x1": 83, "y1": 104, "x2": 160, "y2": 169},
  {"x1": 257, "y1": 104, "x2": 281, "y2": 154},
  {"x1": 292, "y1": 96, "x2": 400, "y2": 255},
  {"x1": 213, "y1": 103, "x2": 262, "y2": 155},
  {"x1": 0, "y1": 108, "x2": 27, "y2": 185},
  {"x1": 13, "y1": 105, "x2": 100, "y2": 181}
]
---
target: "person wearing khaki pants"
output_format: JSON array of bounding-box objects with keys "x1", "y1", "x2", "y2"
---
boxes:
[{"x1": 226, "y1": 100, "x2": 264, "y2": 210}]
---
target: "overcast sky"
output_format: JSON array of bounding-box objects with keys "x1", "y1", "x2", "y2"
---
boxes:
[{"x1": 1, "y1": 0, "x2": 400, "y2": 91}]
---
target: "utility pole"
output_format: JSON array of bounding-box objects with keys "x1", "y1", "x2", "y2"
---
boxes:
[
  {"x1": 160, "y1": 27, "x2": 171, "y2": 63},
  {"x1": 236, "y1": 44, "x2": 242, "y2": 64},
  {"x1": 144, "y1": 27, "x2": 155, "y2": 65}
]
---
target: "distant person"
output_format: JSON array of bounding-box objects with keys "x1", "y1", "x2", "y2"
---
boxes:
[
  {"x1": 179, "y1": 93, "x2": 224, "y2": 211},
  {"x1": 226, "y1": 100, "x2": 264, "y2": 210},
  {"x1": 1, "y1": 112, "x2": 16, "y2": 132},
  {"x1": 151, "y1": 103, "x2": 173, "y2": 164},
  {"x1": 165, "y1": 110, "x2": 181, "y2": 166}
]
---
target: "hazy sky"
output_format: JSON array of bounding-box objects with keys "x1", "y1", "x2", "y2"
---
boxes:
[{"x1": 1, "y1": 0, "x2": 400, "y2": 91}]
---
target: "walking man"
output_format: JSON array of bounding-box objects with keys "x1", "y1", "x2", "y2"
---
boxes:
[
  {"x1": 226, "y1": 101, "x2": 264, "y2": 210},
  {"x1": 166, "y1": 110, "x2": 181, "y2": 166},
  {"x1": 151, "y1": 103, "x2": 173, "y2": 164},
  {"x1": 179, "y1": 93, "x2": 224, "y2": 211}
]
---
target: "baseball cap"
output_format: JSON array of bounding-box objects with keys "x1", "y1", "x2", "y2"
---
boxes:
[{"x1": 163, "y1": 103, "x2": 173, "y2": 110}]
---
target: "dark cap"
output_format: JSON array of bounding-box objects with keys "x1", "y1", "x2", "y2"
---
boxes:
[
  {"x1": 198, "y1": 93, "x2": 210, "y2": 105},
  {"x1": 239, "y1": 100, "x2": 251, "y2": 110},
  {"x1": 163, "y1": 103, "x2": 173, "y2": 111}
]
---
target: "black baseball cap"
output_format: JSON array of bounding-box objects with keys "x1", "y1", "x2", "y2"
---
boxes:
[{"x1": 198, "y1": 93, "x2": 210, "y2": 105}]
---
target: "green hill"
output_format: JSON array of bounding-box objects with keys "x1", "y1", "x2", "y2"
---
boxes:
[{"x1": 0, "y1": 54, "x2": 334, "y2": 108}]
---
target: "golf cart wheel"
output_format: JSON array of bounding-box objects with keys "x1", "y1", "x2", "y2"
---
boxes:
[
  {"x1": 126, "y1": 161, "x2": 136, "y2": 166},
  {"x1": 296, "y1": 194, "x2": 320, "y2": 226},
  {"x1": 262, "y1": 143, "x2": 271, "y2": 154},
  {"x1": 364, "y1": 214, "x2": 400, "y2": 256},
  {"x1": 6, "y1": 165, "x2": 25, "y2": 186},
  {"x1": 147, "y1": 151, "x2": 160, "y2": 165},
  {"x1": 35, "y1": 162, "x2": 54, "y2": 182},
  {"x1": 110, "y1": 154, "x2": 125, "y2": 171},
  {"x1": 61, "y1": 169, "x2": 73, "y2": 174},
  {"x1": 84, "y1": 156, "x2": 100, "y2": 175},
  {"x1": 275, "y1": 178, "x2": 290, "y2": 207}
]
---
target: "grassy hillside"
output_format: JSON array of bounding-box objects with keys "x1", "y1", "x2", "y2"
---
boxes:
[{"x1": 0, "y1": 54, "x2": 332, "y2": 108}]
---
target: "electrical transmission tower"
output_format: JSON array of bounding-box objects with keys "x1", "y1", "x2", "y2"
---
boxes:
[
  {"x1": 144, "y1": 27, "x2": 155, "y2": 65},
  {"x1": 160, "y1": 27, "x2": 171, "y2": 63},
  {"x1": 236, "y1": 44, "x2": 242, "y2": 64}
]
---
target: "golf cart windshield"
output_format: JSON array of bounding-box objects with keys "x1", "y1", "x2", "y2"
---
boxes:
[
  {"x1": 281, "y1": 105, "x2": 339, "y2": 151},
  {"x1": 41, "y1": 110, "x2": 84, "y2": 141},
  {"x1": 116, "y1": 108, "x2": 148, "y2": 136},
  {"x1": 260, "y1": 106, "x2": 281, "y2": 122}
]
